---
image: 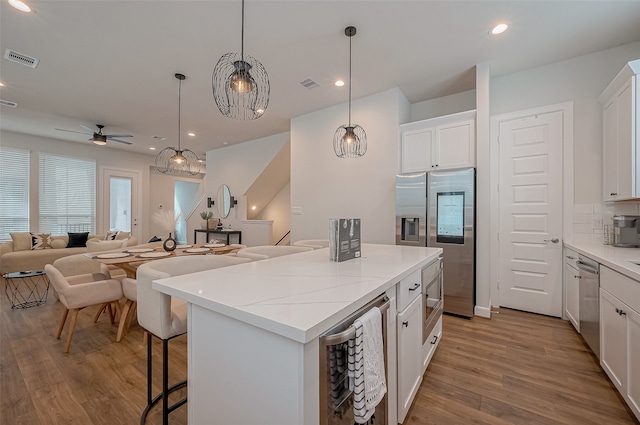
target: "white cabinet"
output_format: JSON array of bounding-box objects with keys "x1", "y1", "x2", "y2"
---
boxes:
[
  {"x1": 563, "y1": 247, "x2": 580, "y2": 332},
  {"x1": 422, "y1": 315, "x2": 442, "y2": 373},
  {"x1": 599, "y1": 266, "x2": 640, "y2": 420},
  {"x1": 400, "y1": 110, "x2": 476, "y2": 173},
  {"x1": 397, "y1": 294, "x2": 422, "y2": 424},
  {"x1": 598, "y1": 59, "x2": 640, "y2": 202}
]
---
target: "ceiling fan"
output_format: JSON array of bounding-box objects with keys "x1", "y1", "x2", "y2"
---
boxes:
[{"x1": 55, "y1": 124, "x2": 133, "y2": 145}]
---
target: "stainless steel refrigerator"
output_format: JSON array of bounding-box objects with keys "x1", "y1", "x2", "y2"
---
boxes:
[{"x1": 396, "y1": 168, "x2": 475, "y2": 317}]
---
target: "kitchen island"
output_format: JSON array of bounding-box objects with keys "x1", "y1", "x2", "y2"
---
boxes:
[{"x1": 153, "y1": 243, "x2": 441, "y2": 425}]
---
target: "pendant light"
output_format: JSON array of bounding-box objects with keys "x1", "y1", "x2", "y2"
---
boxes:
[
  {"x1": 155, "y1": 73, "x2": 200, "y2": 176},
  {"x1": 212, "y1": 0, "x2": 269, "y2": 120},
  {"x1": 333, "y1": 26, "x2": 367, "y2": 159}
]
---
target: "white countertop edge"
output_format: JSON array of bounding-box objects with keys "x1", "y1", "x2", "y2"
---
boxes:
[
  {"x1": 152, "y1": 245, "x2": 441, "y2": 344},
  {"x1": 564, "y1": 240, "x2": 640, "y2": 281}
]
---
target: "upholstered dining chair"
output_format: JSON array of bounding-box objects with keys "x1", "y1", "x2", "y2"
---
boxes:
[
  {"x1": 235, "y1": 245, "x2": 313, "y2": 261},
  {"x1": 116, "y1": 277, "x2": 137, "y2": 342},
  {"x1": 44, "y1": 263, "x2": 123, "y2": 353},
  {"x1": 292, "y1": 239, "x2": 330, "y2": 249},
  {"x1": 136, "y1": 254, "x2": 251, "y2": 425}
]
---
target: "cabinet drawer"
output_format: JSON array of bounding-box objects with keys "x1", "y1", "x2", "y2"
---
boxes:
[
  {"x1": 398, "y1": 268, "x2": 422, "y2": 312},
  {"x1": 422, "y1": 315, "x2": 442, "y2": 373},
  {"x1": 601, "y1": 266, "x2": 640, "y2": 313},
  {"x1": 564, "y1": 247, "x2": 579, "y2": 268}
]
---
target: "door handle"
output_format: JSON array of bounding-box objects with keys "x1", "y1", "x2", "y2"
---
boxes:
[
  {"x1": 544, "y1": 238, "x2": 560, "y2": 243},
  {"x1": 408, "y1": 284, "x2": 420, "y2": 292}
]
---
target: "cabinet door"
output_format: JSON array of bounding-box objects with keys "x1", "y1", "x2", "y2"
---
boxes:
[
  {"x1": 627, "y1": 306, "x2": 640, "y2": 418},
  {"x1": 433, "y1": 119, "x2": 475, "y2": 170},
  {"x1": 601, "y1": 289, "x2": 627, "y2": 392},
  {"x1": 564, "y1": 262, "x2": 580, "y2": 332},
  {"x1": 397, "y1": 295, "x2": 422, "y2": 424},
  {"x1": 603, "y1": 97, "x2": 619, "y2": 201},
  {"x1": 401, "y1": 128, "x2": 434, "y2": 173}
]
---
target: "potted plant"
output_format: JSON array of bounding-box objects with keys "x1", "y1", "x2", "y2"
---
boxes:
[{"x1": 200, "y1": 211, "x2": 213, "y2": 229}]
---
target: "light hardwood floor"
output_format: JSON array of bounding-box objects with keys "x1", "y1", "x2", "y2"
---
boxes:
[{"x1": 1, "y1": 277, "x2": 637, "y2": 425}]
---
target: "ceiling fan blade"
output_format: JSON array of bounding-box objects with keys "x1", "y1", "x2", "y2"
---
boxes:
[
  {"x1": 104, "y1": 134, "x2": 133, "y2": 138},
  {"x1": 108, "y1": 138, "x2": 133, "y2": 145},
  {"x1": 79, "y1": 124, "x2": 95, "y2": 133},
  {"x1": 55, "y1": 128, "x2": 92, "y2": 135}
]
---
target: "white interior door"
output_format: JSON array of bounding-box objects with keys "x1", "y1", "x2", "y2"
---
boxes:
[
  {"x1": 102, "y1": 168, "x2": 140, "y2": 239},
  {"x1": 498, "y1": 111, "x2": 563, "y2": 317}
]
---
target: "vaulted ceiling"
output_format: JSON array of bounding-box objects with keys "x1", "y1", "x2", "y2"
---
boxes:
[{"x1": 2, "y1": 1, "x2": 640, "y2": 157}]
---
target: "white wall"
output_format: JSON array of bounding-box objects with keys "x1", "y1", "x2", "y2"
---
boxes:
[
  {"x1": 410, "y1": 89, "x2": 476, "y2": 123},
  {"x1": 491, "y1": 40, "x2": 640, "y2": 205},
  {"x1": 290, "y1": 88, "x2": 410, "y2": 243},
  {"x1": 205, "y1": 132, "x2": 290, "y2": 235},
  {"x1": 0, "y1": 130, "x2": 156, "y2": 241},
  {"x1": 256, "y1": 182, "x2": 291, "y2": 244}
]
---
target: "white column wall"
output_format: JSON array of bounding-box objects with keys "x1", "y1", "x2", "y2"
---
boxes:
[{"x1": 290, "y1": 88, "x2": 410, "y2": 244}]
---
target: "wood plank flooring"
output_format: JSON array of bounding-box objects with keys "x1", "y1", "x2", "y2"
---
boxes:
[{"x1": 1, "y1": 277, "x2": 637, "y2": 424}]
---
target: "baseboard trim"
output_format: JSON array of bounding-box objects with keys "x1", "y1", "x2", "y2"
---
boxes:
[{"x1": 474, "y1": 305, "x2": 491, "y2": 318}]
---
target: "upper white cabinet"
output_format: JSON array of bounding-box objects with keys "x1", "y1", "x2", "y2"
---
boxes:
[
  {"x1": 400, "y1": 110, "x2": 476, "y2": 173},
  {"x1": 598, "y1": 59, "x2": 640, "y2": 202}
]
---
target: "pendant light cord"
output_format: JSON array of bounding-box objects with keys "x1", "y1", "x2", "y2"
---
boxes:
[
  {"x1": 240, "y1": 0, "x2": 245, "y2": 60},
  {"x1": 348, "y1": 32, "x2": 352, "y2": 127},
  {"x1": 177, "y1": 77, "x2": 182, "y2": 150}
]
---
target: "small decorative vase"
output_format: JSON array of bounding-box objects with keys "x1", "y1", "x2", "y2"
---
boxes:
[
  {"x1": 163, "y1": 233, "x2": 177, "y2": 252},
  {"x1": 201, "y1": 220, "x2": 209, "y2": 229}
]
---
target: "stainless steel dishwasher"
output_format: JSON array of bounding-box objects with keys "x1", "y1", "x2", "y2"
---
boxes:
[{"x1": 577, "y1": 255, "x2": 600, "y2": 359}]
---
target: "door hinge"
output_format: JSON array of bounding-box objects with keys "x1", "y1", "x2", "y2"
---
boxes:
[
  {"x1": 497, "y1": 233, "x2": 500, "y2": 241},
  {"x1": 497, "y1": 281, "x2": 500, "y2": 290}
]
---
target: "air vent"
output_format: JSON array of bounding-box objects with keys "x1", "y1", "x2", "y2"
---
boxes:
[
  {"x1": 0, "y1": 99, "x2": 17, "y2": 107},
  {"x1": 299, "y1": 78, "x2": 320, "y2": 89},
  {"x1": 152, "y1": 135, "x2": 167, "y2": 141},
  {"x1": 4, "y1": 49, "x2": 39, "y2": 68}
]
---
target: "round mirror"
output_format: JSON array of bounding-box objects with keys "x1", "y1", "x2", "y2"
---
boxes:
[{"x1": 216, "y1": 184, "x2": 232, "y2": 218}]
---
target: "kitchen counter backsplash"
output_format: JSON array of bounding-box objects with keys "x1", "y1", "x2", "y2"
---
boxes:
[{"x1": 573, "y1": 202, "x2": 640, "y2": 243}]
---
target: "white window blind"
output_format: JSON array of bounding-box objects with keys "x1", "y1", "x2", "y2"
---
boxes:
[
  {"x1": 39, "y1": 153, "x2": 96, "y2": 235},
  {"x1": 0, "y1": 147, "x2": 29, "y2": 241}
]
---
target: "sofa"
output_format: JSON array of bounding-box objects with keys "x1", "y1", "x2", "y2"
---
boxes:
[{"x1": 0, "y1": 232, "x2": 138, "y2": 275}]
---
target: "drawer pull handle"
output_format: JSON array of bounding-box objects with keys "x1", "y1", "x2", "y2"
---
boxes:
[
  {"x1": 430, "y1": 335, "x2": 438, "y2": 345},
  {"x1": 408, "y1": 284, "x2": 420, "y2": 292},
  {"x1": 566, "y1": 256, "x2": 574, "y2": 260},
  {"x1": 402, "y1": 321, "x2": 409, "y2": 327},
  {"x1": 616, "y1": 308, "x2": 626, "y2": 316}
]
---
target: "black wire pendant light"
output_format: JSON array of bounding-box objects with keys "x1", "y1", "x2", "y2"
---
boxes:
[
  {"x1": 333, "y1": 26, "x2": 367, "y2": 159},
  {"x1": 212, "y1": 0, "x2": 269, "y2": 120},
  {"x1": 155, "y1": 73, "x2": 200, "y2": 176}
]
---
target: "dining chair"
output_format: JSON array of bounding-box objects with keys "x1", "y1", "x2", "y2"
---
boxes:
[
  {"x1": 235, "y1": 245, "x2": 313, "y2": 261},
  {"x1": 292, "y1": 239, "x2": 330, "y2": 249},
  {"x1": 44, "y1": 263, "x2": 123, "y2": 353},
  {"x1": 116, "y1": 277, "x2": 137, "y2": 342},
  {"x1": 136, "y1": 254, "x2": 251, "y2": 425}
]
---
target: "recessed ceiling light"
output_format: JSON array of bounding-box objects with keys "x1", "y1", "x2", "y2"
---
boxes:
[
  {"x1": 251, "y1": 206, "x2": 256, "y2": 210},
  {"x1": 149, "y1": 147, "x2": 156, "y2": 150},
  {"x1": 0, "y1": 82, "x2": 4, "y2": 87},
  {"x1": 490, "y1": 23, "x2": 508, "y2": 35},
  {"x1": 8, "y1": 0, "x2": 31, "y2": 12},
  {"x1": 335, "y1": 80, "x2": 345, "y2": 87},
  {"x1": 223, "y1": 142, "x2": 229, "y2": 145},
  {"x1": 188, "y1": 132, "x2": 195, "y2": 137}
]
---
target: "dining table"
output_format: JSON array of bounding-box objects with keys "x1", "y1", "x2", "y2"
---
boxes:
[{"x1": 89, "y1": 243, "x2": 237, "y2": 278}]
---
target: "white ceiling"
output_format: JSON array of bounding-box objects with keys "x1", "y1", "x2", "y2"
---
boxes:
[{"x1": 2, "y1": 1, "x2": 640, "y2": 158}]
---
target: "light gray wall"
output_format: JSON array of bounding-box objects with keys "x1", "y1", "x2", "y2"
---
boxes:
[
  {"x1": 290, "y1": 88, "x2": 410, "y2": 243},
  {"x1": 491, "y1": 40, "x2": 640, "y2": 205},
  {"x1": 205, "y1": 132, "x2": 290, "y2": 233},
  {"x1": 410, "y1": 89, "x2": 476, "y2": 123},
  {"x1": 0, "y1": 130, "x2": 156, "y2": 241}
]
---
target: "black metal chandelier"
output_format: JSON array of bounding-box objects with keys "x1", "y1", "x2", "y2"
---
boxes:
[
  {"x1": 333, "y1": 26, "x2": 367, "y2": 159},
  {"x1": 212, "y1": 0, "x2": 269, "y2": 120},
  {"x1": 155, "y1": 73, "x2": 200, "y2": 176}
]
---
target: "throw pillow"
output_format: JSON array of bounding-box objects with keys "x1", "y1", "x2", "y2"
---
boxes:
[
  {"x1": 66, "y1": 232, "x2": 89, "y2": 248},
  {"x1": 105, "y1": 231, "x2": 119, "y2": 240},
  {"x1": 50, "y1": 239, "x2": 67, "y2": 249},
  {"x1": 115, "y1": 231, "x2": 131, "y2": 240},
  {"x1": 86, "y1": 239, "x2": 126, "y2": 253},
  {"x1": 9, "y1": 232, "x2": 32, "y2": 251},
  {"x1": 30, "y1": 232, "x2": 52, "y2": 250}
]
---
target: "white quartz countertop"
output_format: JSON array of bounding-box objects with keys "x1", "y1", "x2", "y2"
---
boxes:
[
  {"x1": 153, "y1": 243, "x2": 442, "y2": 344},
  {"x1": 564, "y1": 239, "x2": 640, "y2": 281}
]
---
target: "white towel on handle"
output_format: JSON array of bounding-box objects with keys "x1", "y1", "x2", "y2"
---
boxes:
[{"x1": 348, "y1": 306, "x2": 386, "y2": 424}]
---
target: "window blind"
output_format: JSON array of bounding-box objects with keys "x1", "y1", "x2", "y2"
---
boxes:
[
  {"x1": 0, "y1": 147, "x2": 29, "y2": 241},
  {"x1": 39, "y1": 153, "x2": 96, "y2": 235}
]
